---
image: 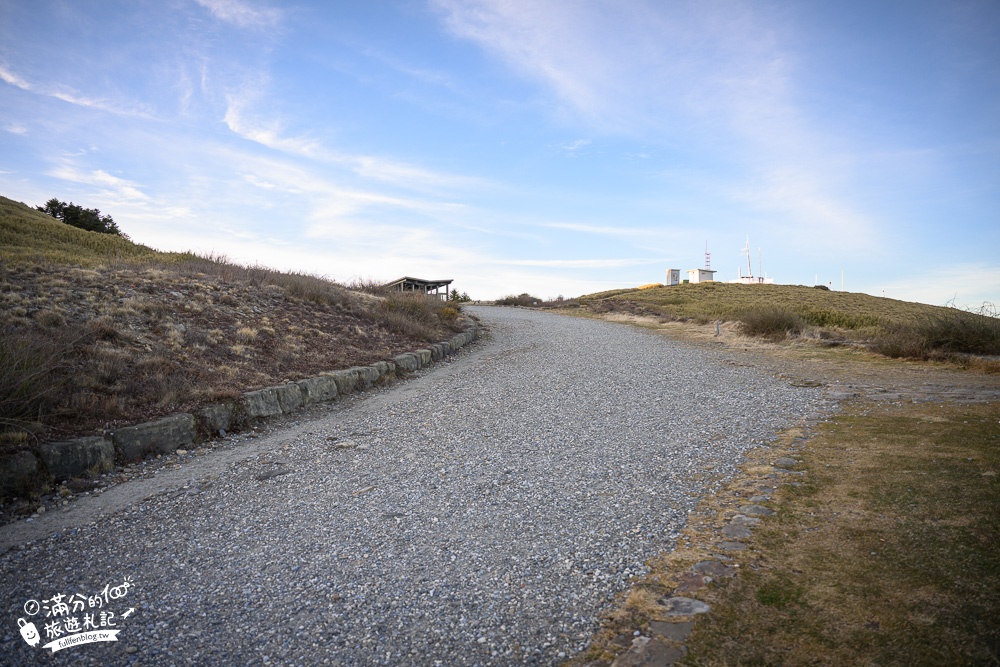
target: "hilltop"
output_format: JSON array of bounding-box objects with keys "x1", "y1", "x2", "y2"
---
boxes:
[
  {"x1": 0, "y1": 196, "x2": 472, "y2": 451},
  {"x1": 571, "y1": 281, "x2": 1000, "y2": 365}
]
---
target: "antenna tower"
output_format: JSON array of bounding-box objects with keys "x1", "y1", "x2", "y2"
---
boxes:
[
  {"x1": 741, "y1": 236, "x2": 752, "y2": 278},
  {"x1": 705, "y1": 241, "x2": 711, "y2": 270}
]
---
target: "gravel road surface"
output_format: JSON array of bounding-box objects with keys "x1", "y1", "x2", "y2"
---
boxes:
[{"x1": 1, "y1": 307, "x2": 832, "y2": 666}]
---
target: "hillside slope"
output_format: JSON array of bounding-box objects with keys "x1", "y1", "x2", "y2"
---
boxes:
[
  {"x1": 576, "y1": 281, "x2": 999, "y2": 362},
  {"x1": 0, "y1": 196, "x2": 470, "y2": 449}
]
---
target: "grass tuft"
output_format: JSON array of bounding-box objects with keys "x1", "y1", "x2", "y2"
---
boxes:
[
  {"x1": 736, "y1": 307, "x2": 805, "y2": 341},
  {"x1": 872, "y1": 304, "x2": 1000, "y2": 361}
]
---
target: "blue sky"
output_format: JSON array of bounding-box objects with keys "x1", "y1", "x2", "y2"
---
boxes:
[{"x1": 1, "y1": 0, "x2": 998, "y2": 306}]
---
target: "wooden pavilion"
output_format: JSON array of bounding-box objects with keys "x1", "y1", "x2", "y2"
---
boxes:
[{"x1": 384, "y1": 276, "x2": 453, "y2": 300}]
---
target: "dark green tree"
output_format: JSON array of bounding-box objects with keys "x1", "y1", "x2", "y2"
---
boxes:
[{"x1": 36, "y1": 198, "x2": 124, "y2": 236}]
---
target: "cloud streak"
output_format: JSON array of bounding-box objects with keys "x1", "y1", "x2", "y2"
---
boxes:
[
  {"x1": 1, "y1": 65, "x2": 154, "y2": 118},
  {"x1": 48, "y1": 164, "x2": 151, "y2": 203},
  {"x1": 192, "y1": 0, "x2": 282, "y2": 30},
  {"x1": 430, "y1": 1, "x2": 884, "y2": 241},
  {"x1": 222, "y1": 93, "x2": 491, "y2": 193}
]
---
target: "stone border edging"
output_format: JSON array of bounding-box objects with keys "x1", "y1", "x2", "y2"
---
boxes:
[
  {"x1": 0, "y1": 326, "x2": 480, "y2": 501},
  {"x1": 606, "y1": 447, "x2": 808, "y2": 667}
]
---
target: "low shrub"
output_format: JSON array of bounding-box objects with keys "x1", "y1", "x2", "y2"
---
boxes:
[
  {"x1": 374, "y1": 292, "x2": 464, "y2": 341},
  {"x1": 737, "y1": 307, "x2": 805, "y2": 341},
  {"x1": 872, "y1": 305, "x2": 1000, "y2": 359},
  {"x1": 496, "y1": 293, "x2": 542, "y2": 307},
  {"x1": 0, "y1": 327, "x2": 69, "y2": 435}
]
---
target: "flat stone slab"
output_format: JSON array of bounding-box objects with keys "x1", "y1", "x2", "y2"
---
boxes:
[
  {"x1": 0, "y1": 451, "x2": 41, "y2": 498},
  {"x1": 329, "y1": 369, "x2": 360, "y2": 395},
  {"x1": 350, "y1": 366, "x2": 380, "y2": 390},
  {"x1": 656, "y1": 596, "x2": 711, "y2": 617},
  {"x1": 716, "y1": 541, "x2": 747, "y2": 551},
  {"x1": 38, "y1": 437, "x2": 114, "y2": 480},
  {"x1": 774, "y1": 457, "x2": 799, "y2": 468},
  {"x1": 648, "y1": 620, "x2": 694, "y2": 642},
  {"x1": 241, "y1": 388, "x2": 283, "y2": 419},
  {"x1": 692, "y1": 560, "x2": 736, "y2": 578},
  {"x1": 739, "y1": 504, "x2": 776, "y2": 516},
  {"x1": 274, "y1": 383, "x2": 304, "y2": 413},
  {"x1": 611, "y1": 636, "x2": 684, "y2": 667},
  {"x1": 723, "y1": 523, "x2": 753, "y2": 539},
  {"x1": 196, "y1": 403, "x2": 234, "y2": 435},
  {"x1": 112, "y1": 414, "x2": 196, "y2": 461},
  {"x1": 730, "y1": 514, "x2": 761, "y2": 526},
  {"x1": 392, "y1": 353, "x2": 420, "y2": 372},
  {"x1": 673, "y1": 571, "x2": 709, "y2": 594}
]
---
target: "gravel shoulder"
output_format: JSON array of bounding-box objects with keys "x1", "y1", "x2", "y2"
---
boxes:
[{"x1": 1, "y1": 307, "x2": 835, "y2": 666}]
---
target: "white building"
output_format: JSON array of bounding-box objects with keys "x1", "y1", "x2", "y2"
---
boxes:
[
  {"x1": 687, "y1": 268, "x2": 716, "y2": 283},
  {"x1": 666, "y1": 269, "x2": 681, "y2": 286},
  {"x1": 730, "y1": 276, "x2": 774, "y2": 285}
]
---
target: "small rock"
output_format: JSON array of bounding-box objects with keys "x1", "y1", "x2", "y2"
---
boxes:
[
  {"x1": 648, "y1": 620, "x2": 694, "y2": 642},
  {"x1": 692, "y1": 561, "x2": 736, "y2": 578},
  {"x1": 611, "y1": 636, "x2": 684, "y2": 667},
  {"x1": 774, "y1": 457, "x2": 799, "y2": 469},
  {"x1": 674, "y1": 571, "x2": 710, "y2": 594},
  {"x1": 176, "y1": 449, "x2": 188, "y2": 456},
  {"x1": 730, "y1": 514, "x2": 760, "y2": 526},
  {"x1": 656, "y1": 596, "x2": 711, "y2": 617},
  {"x1": 723, "y1": 524, "x2": 752, "y2": 539},
  {"x1": 739, "y1": 504, "x2": 775, "y2": 517}
]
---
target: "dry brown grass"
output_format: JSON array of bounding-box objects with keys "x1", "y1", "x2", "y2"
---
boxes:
[
  {"x1": 677, "y1": 401, "x2": 1000, "y2": 666},
  {"x1": 577, "y1": 282, "x2": 1000, "y2": 366},
  {"x1": 0, "y1": 196, "x2": 471, "y2": 451}
]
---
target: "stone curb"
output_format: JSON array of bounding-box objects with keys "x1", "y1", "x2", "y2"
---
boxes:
[
  {"x1": 611, "y1": 454, "x2": 805, "y2": 666},
  {"x1": 0, "y1": 325, "x2": 480, "y2": 501}
]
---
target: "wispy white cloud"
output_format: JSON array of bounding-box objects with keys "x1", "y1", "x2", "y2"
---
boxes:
[
  {"x1": 360, "y1": 47, "x2": 460, "y2": 91},
  {"x1": 223, "y1": 93, "x2": 491, "y2": 193},
  {"x1": 48, "y1": 164, "x2": 151, "y2": 202},
  {"x1": 729, "y1": 167, "x2": 880, "y2": 253},
  {"x1": 0, "y1": 64, "x2": 152, "y2": 118},
  {"x1": 432, "y1": 0, "x2": 881, "y2": 247},
  {"x1": 4, "y1": 123, "x2": 28, "y2": 135},
  {"x1": 192, "y1": 0, "x2": 282, "y2": 30},
  {"x1": 213, "y1": 148, "x2": 471, "y2": 223},
  {"x1": 223, "y1": 94, "x2": 324, "y2": 158},
  {"x1": 558, "y1": 138, "x2": 591, "y2": 157}
]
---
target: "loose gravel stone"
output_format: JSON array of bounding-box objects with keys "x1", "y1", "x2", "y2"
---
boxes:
[{"x1": 0, "y1": 307, "x2": 831, "y2": 666}]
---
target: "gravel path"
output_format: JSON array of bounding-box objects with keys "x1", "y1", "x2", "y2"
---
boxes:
[{"x1": 1, "y1": 307, "x2": 832, "y2": 666}]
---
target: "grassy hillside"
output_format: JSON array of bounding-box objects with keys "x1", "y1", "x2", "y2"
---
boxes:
[
  {"x1": 576, "y1": 281, "x2": 1000, "y2": 362},
  {"x1": 0, "y1": 195, "x2": 469, "y2": 450},
  {"x1": 0, "y1": 196, "x2": 187, "y2": 266},
  {"x1": 582, "y1": 282, "x2": 944, "y2": 328}
]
